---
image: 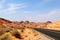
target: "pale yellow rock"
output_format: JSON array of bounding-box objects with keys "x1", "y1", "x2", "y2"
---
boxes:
[{"x1": 47, "y1": 20, "x2": 60, "y2": 30}]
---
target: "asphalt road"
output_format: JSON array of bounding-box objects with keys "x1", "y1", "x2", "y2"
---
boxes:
[{"x1": 33, "y1": 28, "x2": 60, "y2": 40}]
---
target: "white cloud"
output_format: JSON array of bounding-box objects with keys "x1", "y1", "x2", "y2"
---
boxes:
[
  {"x1": 0, "y1": 3, "x2": 27, "y2": 14},
  {"x1": 7, "y1": 3, "x2": 27, "y2": 11},
  {"x1": 24, "y1": 9, "x2": 60, "y2": 22},
  {"x1": 38, "y1": 9, "x2": 60, "y2": 22},
  {"x1": 6, "y1": 4, "x2": 21, "y2": 13},
  {"x1": 6, "y1": 3, "x2": 27, "y2": 14},
  {"x1": 23, "y1": 11, "x2": 32, "y2": 14},
  {"x1": 0, "y1": 0, "x2": 27, "y2": 14}
]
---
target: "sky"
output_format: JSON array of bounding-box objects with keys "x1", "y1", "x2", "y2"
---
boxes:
[{"x1": 0, "y1": 0, "x2": 60, "y2": 22}]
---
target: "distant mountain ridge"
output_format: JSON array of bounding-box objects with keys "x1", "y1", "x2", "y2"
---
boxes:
[
  {"x1": 0, "y1": 18, "x2": 52, "y2": 28},
  {"x1": 0, "y1": 18, "x2": 12, "y2": 23}
]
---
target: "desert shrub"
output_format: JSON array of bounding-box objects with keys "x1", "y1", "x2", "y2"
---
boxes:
[
  {"x1": 0, "y1": 28, "x2": 12, "y2": 36},
  {"x1": 11, "y1": 26, "x2": 24, "y2": 30},
  {"x1": 0, "y1": 32, "x2": 11, "y2": 40},
  {"x1": 10, "y1": 28, "x2": 22, "y2": 39}
]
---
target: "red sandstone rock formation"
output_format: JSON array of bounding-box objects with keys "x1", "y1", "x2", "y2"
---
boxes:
[{"x1": 0, "y1": 18, "x2": 52, "y2": 29}]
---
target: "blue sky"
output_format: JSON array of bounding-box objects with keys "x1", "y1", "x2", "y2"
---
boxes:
[{"x1": 0, "y1": 0, "x2": 60, "y2": 22}]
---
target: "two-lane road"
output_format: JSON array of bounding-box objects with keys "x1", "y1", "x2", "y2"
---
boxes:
[{"x1": 33, "y1": 28, "x2": 60, "y2": 40}]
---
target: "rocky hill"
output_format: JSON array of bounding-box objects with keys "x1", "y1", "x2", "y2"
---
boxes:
[
  {"x1": 0, "y1": 18, "x2": 52, "y2": 29},
  {"x1": 0, "y1": 18, "x2": 59, "y2": 40},
  {"x1": 47, "y1": 20, "x2": 60, "y2": 30}
]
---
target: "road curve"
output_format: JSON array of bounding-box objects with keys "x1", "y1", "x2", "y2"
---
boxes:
[{"x1": 33, "y1": 28, "x2": 60, "y2": 40}]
